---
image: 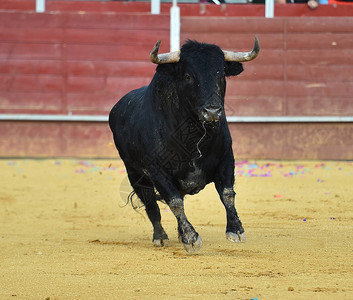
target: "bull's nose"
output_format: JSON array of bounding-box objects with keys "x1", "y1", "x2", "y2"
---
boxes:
[{"x1": 201, "y1": 106, "x2": 223, "y2": 122}]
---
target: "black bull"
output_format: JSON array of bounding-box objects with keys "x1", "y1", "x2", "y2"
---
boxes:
[{"x1": 109, "y1": 38, "x2": 260, "y2": 253}]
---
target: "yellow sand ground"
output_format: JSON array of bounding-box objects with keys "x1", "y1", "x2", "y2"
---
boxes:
[{"x1": 1, "y1": 159, "x2": 352, "y2": 299}]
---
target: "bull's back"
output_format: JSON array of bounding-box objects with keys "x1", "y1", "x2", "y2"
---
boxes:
[{"x1": 109, "y1": 86, "x2": 147, "y2": 132}]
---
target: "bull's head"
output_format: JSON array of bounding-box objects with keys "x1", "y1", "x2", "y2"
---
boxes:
[{"x1": 150, "y1": 37, "x2": 260, "y2": 123}]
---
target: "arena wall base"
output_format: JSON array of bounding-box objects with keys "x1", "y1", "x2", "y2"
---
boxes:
[{"x1": 1, "y1": 121, "x2": 352, "y2": 160}]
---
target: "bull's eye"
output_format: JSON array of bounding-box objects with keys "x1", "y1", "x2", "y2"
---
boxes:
[{"x1": 184, "y1": 73, "x2": 192, "y2": 81}]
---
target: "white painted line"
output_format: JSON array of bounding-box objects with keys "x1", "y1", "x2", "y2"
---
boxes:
[
  {"x1": 0, "y1": 114, "x2": 108, "y2": 122},
  {"x1": 1, "y1": 114, "x2": 353, "y2": 123},
  {"x1": 226, "y1": 116, "x2": 353, "y2": 123}
]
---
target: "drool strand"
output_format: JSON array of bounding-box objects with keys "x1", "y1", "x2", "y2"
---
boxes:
[{"x1": 194, "y1": 121, "x2": 207, "y2": 161}]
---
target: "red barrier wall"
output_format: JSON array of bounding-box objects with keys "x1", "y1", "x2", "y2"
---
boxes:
[
  {"x1": 0, "y1": 10, "x2": 169, "y2": 115},
  {"x1": 1, "y1": 2, "x2": 353, "y2": 159}
]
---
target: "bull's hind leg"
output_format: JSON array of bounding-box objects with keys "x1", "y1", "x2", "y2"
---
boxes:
[
  {"x1": 127, "y1": 164, "x2": 201, "y2": 253},
  {"x1": 126, "y1": 169, "x2": 169, "y2": 247},
  {"x1": 147, "y1": 169, "x2": 202, "y2": 253},
  {"x1": 147, "y1": 200, "x2": 169, "y2": 247}
]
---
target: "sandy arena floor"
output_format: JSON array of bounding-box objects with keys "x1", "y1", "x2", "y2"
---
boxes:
[{"x1": 1, "y1": 159, "x2": 352, "y2": 299}]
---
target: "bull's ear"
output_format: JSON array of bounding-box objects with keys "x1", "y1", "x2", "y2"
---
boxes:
[{"x1": 224, "y1": 62, "x2": 243, "y2": 77}]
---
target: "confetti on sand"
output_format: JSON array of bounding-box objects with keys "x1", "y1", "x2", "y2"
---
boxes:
[
  {"x1": 6, "y1": 160, "x2": 352, "y2": 182},
  {"x1": 72, "y1": 160, "x2": 126, "y2": 175},
  {"x1": 235, "y1": 161, "x2": 312, "y2": 178},
  {"x1": 235, "y1": 161, "x2": 353, "y2": 180}
]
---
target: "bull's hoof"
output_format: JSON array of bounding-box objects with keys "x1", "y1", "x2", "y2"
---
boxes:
[
  {"x1": 183, "y1": 235, "x2": 202, "y2": 253},
  {"x1": 153, "y1": 238, "x2": 169, "y2": 247},
  {"x1": 226, "y1": 231, "x2": 246, "y2": 243}
]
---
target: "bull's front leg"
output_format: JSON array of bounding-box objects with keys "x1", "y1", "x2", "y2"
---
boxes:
[
  {"x1": 149, "y1": 169, "x2": 202, "y2": 253},
  {"x1": 169, "y1": 197, "x2": 202, "y2": 253},
  {"x1": 220, "y1": 188, "x2": 246, "y2": 242},
  {"x1": 215, "y1": 153, "x2": 246, "y2": 243}
]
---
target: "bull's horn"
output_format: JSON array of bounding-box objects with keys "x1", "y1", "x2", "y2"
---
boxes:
[
  {"x1": 223, "y1": 36, "x2": 260, "y2": 62},
  {"x1": 150, "y1": 40, "x2": 180, "y2": 64}
]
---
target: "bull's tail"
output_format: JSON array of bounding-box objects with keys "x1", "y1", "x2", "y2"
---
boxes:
[{"x1": 127, "y1": 190, "x2": 166, "y2": 210}]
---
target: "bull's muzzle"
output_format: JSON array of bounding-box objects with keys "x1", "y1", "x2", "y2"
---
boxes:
[{"x1": 201, "y1": 105, "x2": 223, "y2": 122}]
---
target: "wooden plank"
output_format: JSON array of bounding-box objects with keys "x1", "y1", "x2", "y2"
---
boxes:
[
  {"x1": 287, "y1": 17, "x2": 353, "y2": 33},
  {"x1": 181, "y1": 17, "x2": 285, "y2": 34},
  {"x1": 66, "y1": 60, "x2": 155, "y2": 77},
  {"x1": 226, "y1": 80, "x2": 285, "y2": 97},
  {"x1": 286, "y1": 81, "x2": 353, "y2": 98},
  {"x1": 66, "y1": 75, "x2": 153, "y2": 111},
  {"x1": 0, "y1": 0, "x2": 35, "y2": 11},
  {"x1": 0, "y1": 27, "x2": 64, "y2": 43},
  {"x1": 240, "y1": 65, "x2": 284, "y2": 81},
  {"x1": 0, "y1": 43, "x2": 14, "y2": 59},
  {"x1": 0, "y1": 42, "x2": 62, "y2": 60},
  {"x1": 286, "y1": 97, "x2": 353, "y2": 116},
  {"x1": 0, "y1": 60, "x2": 62, "y2": 75},
  {"x1": 67, "y1": 92, "x2": 116, "y2": 114},
  {"x1": 46, "y1": 1, "x2": 152, "y2": 14},
  {"x1": 287, "y1": 49, "x2": 353, "y2": 65},
  {"x1": 105, "y1": 76, "x2": 151, "y2": 93},
  {"x1": 286, "y1": 65, "x2": 353, "y2": 82},
  {"x1": 65, "y1": 44, "x2": 163, "y2": 61},
  {"x1": 67, "y1": 76, "x2": 106, "y2": 92},
  {"x1": 65, "y1": 28, "x2": 169, "y2": 46},
  {"x1": 225, "y1": 96, "x2": 284, "y2": 116},
  {"x1": 0, "y1": 12, "x2": 63, "y2": 28},
  {"x1": 286, "y1": 33, "x2": 353, "y2": 50},
  {"x1": 8, "y1": 74, "x2": 62, "y2": 92},
  {"x1": 0, "y1": 11, "x2": 169, "y2": 30},
  {"x1": 66, "y1": 76, "x2": 151, "y2": 113},
  {"x1": 0, "y1": 75, "x2": 12, "y2": 90},
  {"x1": 0, "y1": 91, "x2": 63, "y2": 114},
  {"x1": 64, "y1": 13, "x2": 170, "y2": 30}
]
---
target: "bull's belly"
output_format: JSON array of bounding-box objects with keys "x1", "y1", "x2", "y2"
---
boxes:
[{"x1": 177, "y1": 167, "x2": 207, "y2": 195}]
